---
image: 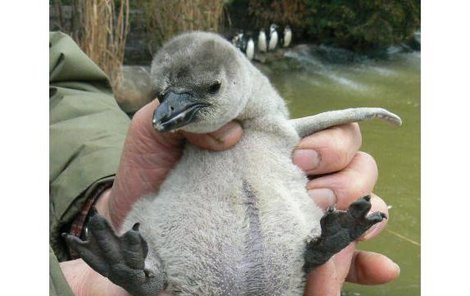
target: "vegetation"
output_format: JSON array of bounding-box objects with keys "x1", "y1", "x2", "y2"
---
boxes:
[
  {"x1": 227, "y1": 0, "x2": 420, "y2": 51},
  {"x1": 302, "y1": 0, "x2": 420, "y2": 50},
  {"x1": 50, "y1": 0, "x2": 420, "y2": 70},
  {"x1": 51, "y1": 0, "x2": 130, "y2": 92},
  {"x1": 247, "y1": 0, "x2": 307, "y2": 29},
  {"x1": 135, "y1": 0, "x2": 225, "y2": 50}
]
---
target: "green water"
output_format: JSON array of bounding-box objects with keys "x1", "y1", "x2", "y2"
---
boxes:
[{"x1": 259, "y1": 46, "x2": 420, "y2": 295}]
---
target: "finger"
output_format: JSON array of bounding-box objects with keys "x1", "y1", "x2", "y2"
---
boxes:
[
  {"x1": 332, "y1": 243, "x2": 356, "y2": 280},
  {"x1": 307, "y1": 151, "x2": 378, "y2": 210},
  {"x1": 110, "y1": 100, "x2": 185, "y2": 228},
  {"x1": 109, "y1": 101, "x2": 242, "y2": 228},
  {"x1": 304, "y1": 260, "x2": 341, "y2": 296},
  {"x1": 130, "y1": 99, "x2": 184, "y2": 147},
  {"x1": 183, "y1": 121, "x2": 243, "y2": 151},
  {"x1": 304, "y1": 243, "x2": 356, "y2": 296},
  {"x1": 346, "y1": 251, "x2": 400, "y2": 285},
  {"x1": 135, "y1": 99, "x2": 243, "y2": 151},
  {"x1": 293, "y1": 123, "x2": 362, "y2": 175},
  {"x1": 359, "y1": 193, "x2": 389, "y2": 241}
]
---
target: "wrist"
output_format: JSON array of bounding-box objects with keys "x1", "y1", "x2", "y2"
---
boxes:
[
  {"x1": 60, "y1": 259, "x2": 130, "y2": 296},
  {"x1": 59, "y1": 259, "x2": 92, "y2": 296},
  {"x1": 68, "y1": 182, "x2": 114, "y2": 259},
  {"x1": 94, "y1": 188, "x2": 113, "y2": 223}
]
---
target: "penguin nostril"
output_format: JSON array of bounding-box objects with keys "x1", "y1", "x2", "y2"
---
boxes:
[{"x1": 170, "y1": 106, "x2": 175, "y2": 111}]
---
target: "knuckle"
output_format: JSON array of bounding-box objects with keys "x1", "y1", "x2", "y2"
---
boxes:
[
  {"x1": 355, "y1": 151, "x2": 378, "y2": 177},
  {"x1": 349, "y1": 122, "x2": 362, "y2": 144},
  {"x1": 333, "y1": 153, "x2": 378, "y2": 208},
  {"x1": 333, "y1": 145, "x2": 351, "y2": 171},
  {"x1": 327, "y1": 126, "x2": 358, "y2": 170},
  {"x1": 345, "y1": 154, "x2": 378, "y2": 197}
]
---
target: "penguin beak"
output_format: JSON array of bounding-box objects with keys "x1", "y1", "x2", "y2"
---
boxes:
[{"x1": 153, "y1": 91, "x2": 209, "y2": 132}]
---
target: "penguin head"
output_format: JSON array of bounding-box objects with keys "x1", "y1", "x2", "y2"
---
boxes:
[
  {"x1": 150, "y1": 32, "x2": 251, "y2": 133},
  {"x1": 270, "y1": 24, "x2": 279, "y2": 33}
]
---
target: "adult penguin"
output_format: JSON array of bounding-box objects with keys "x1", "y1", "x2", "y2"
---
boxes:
[
  {"x1": 268, "y1": 23, "x2": 279, "y2": 51},
  {"x1": 246, "y1": 37, "x2": 255, "y2": 61},
  {"x1": 258, "y1": 29, "x2": 267, "y2": 53},
  {"x1": 282, "y1": 25, "x2": 292, "y2": 48}
]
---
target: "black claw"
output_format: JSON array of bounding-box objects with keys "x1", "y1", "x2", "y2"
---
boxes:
[
  {"x1": 132, "y1": 222, "x2": 141, "y2": 231},
  {"x1": 89, "y1": 207, "x2": 98, "y2": 217},
  {"x1": 144, "y1": 269, "x2": 155, "y2": 278},
  {"x1": 363, "y1": 195, "x2": 371, "y2": 201}
]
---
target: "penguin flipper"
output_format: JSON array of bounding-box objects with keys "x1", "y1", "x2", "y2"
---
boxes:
[{"x1": 290, "y1": 107, "x2": 402, "y2": 138}]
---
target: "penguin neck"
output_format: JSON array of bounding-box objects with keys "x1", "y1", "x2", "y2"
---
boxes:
[{"x1": 237, "y1": 64, "x2": 289, "y2": 123}]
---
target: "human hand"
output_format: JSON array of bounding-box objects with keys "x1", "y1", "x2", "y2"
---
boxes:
[
  {"x1": 94, "y1": 99, "x2": 243, "y2": 230},
  {"x1": 292, "y1": 123, "x2": 400, "y2": 295},
  {"x1": 61, "y1": 99, "x2": 243, "y2": 296},
  {"x1": 60, "y1": 258, "x2": 173, "y2": 296}
]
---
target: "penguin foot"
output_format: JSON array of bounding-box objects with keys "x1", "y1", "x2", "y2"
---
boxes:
[
  {"x1": 303, "y1": 195, "x2": 386, "y2": 272},
  {"x1": 62, "y1": 209, "x2": 166, "y2": 296}
]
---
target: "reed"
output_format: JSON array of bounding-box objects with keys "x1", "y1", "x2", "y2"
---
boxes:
[
  {"x1": 138, "y1": 0, "x2": 225, "y2": 47},
  {"x1": 74, "y1": 0, "x2": 130, "y2": 92}
]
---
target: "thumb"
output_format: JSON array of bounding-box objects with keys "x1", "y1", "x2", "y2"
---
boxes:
[
  {"x1": 108, "y1": 100, "x2": 242, "y2": 229},
  {"x1": 304, "y1": 260, "x2": 341, "y2": 296},
  {"x1": 109, "y1": 100, "x2": 185, "y2": 228},
  {"x1": 183, "y1": 121, "x2": 243, "y2": 151}
]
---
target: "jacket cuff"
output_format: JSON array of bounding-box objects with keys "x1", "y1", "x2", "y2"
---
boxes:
[{"x1": 67, "y1": 179, "x2": 114, "y2": 258}]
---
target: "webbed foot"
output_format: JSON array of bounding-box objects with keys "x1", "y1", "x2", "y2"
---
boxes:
[
  {"x1": 304, "y1": 195, "x2": 386, "y2": 273},
  {"x1": 62, "y1": 209, "x2": 166, "y2": 296}
]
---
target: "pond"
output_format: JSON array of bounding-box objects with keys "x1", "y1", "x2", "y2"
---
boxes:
[{"x1": 258, "y1": 44, "x2": 420, "y2": 295}]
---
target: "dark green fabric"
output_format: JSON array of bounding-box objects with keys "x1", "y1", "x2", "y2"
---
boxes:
[{"x1": 49, "y1": 31, "x2": 131, "y2": 294}]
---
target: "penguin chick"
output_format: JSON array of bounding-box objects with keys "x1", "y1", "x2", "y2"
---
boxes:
[
  {"x1": 258, "y1": 29, "x2": 267, "y2": 53},
  {"x1": 65, "y1": 31, "x2": 401, "y2": 296},
  {"x1": 268, "y1": 24, "x2": 279, "y2": 51}
]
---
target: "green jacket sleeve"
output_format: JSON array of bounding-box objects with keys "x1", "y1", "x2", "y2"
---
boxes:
[
  {"x1": 49, "y1": 31, "x2": 131, "y2": 294},
  {"x1": 50, "y1": 247, "x2": 74, "y2": 296}
]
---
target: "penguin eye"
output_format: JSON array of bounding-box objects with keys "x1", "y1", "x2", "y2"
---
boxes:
[{"x1": 208, "y1": 81, "x2": 221, "y2": 94}]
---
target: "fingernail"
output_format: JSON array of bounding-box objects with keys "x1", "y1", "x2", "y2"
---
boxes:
[
  {"x1": 308, "y1": 188, "x2": 336, "y2": 210},
  {"x1": 392, "y1": 261, "x2": 400, "y2": 273},
  {"x1": 383, "y1": 256, "x2": 400, "y2": 274},
  {"x1": 209, "y1": 122, "x2": 240, "y2": 143},
  {"x1": 293, "y1": 149, "x2": 321, "y2": 172}
]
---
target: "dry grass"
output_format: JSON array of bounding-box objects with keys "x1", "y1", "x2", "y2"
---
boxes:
[
  {"x1": 75, "y1": 0, "x2": 130, "y2": 92},
  {"x1": 138, "y1": 0, "x2": 225, "y2": 46}
]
